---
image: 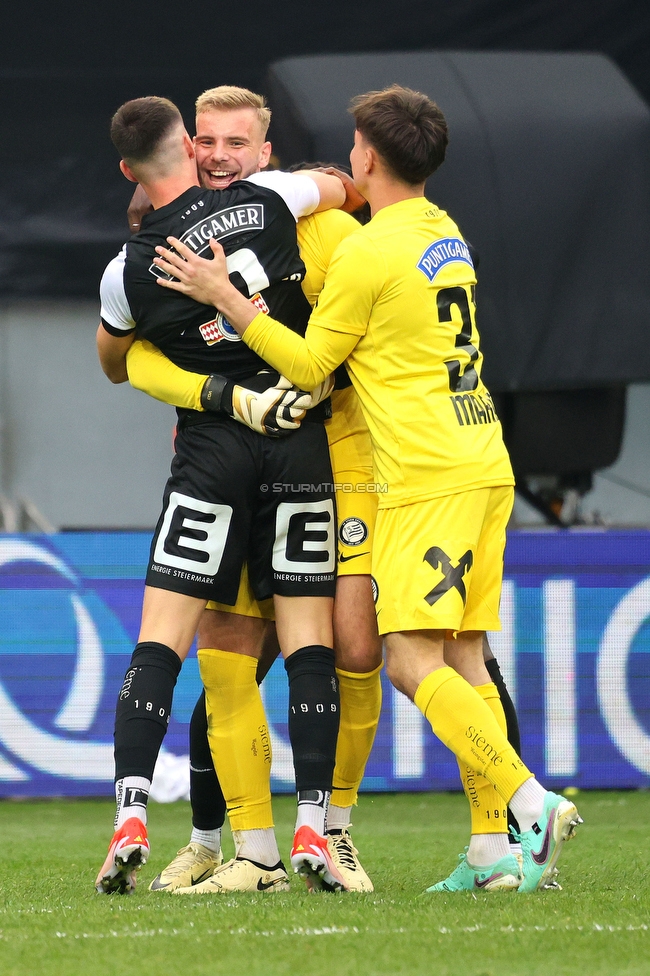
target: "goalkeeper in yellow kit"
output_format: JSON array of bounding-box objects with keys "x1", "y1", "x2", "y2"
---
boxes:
[{"x1": 152, "y1": 85, "x2": 583, "y2": 893}]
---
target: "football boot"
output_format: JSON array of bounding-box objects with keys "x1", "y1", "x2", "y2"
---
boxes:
[
  {"x1": 149, "y1": 842, "x2": 222, "y2": 892},
  {"x1": 95, "y1": 817, "x2": 150, "y2": 895},
  {"x1": 290, "y1": 825, "x2": 348, "y2": 892},
  {"x1": 326, "y1": 829, "x2": 373, "y2": 892},
  {"x1": 174, "y1": 856, "x2": 290, "y2": 894}
]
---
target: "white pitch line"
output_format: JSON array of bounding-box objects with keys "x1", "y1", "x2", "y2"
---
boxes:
[{"x1": 1, "y1": 921, "x2": 647, "y2": 943}]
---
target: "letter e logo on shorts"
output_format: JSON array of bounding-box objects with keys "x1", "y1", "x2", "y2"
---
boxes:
[
  {"x1": 154, "y1": 491, "x2": 233, "y2": 576},
  {"x1": 273, "y1": 500, "x2": 336, "y2": 574}
]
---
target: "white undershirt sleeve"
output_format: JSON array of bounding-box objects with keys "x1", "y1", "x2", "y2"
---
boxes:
[
  {"x1": 244, "y1": 171, "x2": 320, "y2": 220},
  {"x1": 99, "y1": 246, "x2": 136, "y2": 333}
]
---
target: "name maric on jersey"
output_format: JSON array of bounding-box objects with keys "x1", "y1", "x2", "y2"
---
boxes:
[
  {"x1": 450, "y1": 391, "x2": 499, "y2": 427},
  {"x1": 180, "y1": 205, "x2": 265, "y2": 255}
]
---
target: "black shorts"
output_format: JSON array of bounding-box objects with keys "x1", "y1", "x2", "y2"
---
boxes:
[{"x1": 146, "y1": 416, "x2": 337, "y2": 602}]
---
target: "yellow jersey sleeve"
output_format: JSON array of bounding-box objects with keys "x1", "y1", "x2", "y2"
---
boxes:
[
  {"x1": 126, "y1": 339, "x2": 206, "y2": 411},
  {"x1": 244, "y1": 311, "x2": 358, "y2": 390},
  {"x1": 243, "y1": 232, "x2": 383, "y2": 386}
]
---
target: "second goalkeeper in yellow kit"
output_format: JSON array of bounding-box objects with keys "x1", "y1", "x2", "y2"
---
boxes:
[{"x1": 153, "y1": 86, "x2": 584, "y2": 893}]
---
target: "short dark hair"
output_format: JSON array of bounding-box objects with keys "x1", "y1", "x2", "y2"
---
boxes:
[
  {"x1": 350, "y1": 85, "x2": 448, "y2": 185},
  {"x1": 110, "y1": 96, "x2": 182, "y2": 163}
]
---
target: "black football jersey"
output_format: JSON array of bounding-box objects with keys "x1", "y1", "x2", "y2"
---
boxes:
[{"x1": 100, "y1": 179, "x2": 314, "y2": 382}]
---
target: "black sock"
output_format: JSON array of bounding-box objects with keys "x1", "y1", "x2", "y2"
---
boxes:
[
  {"x1": 284, "y1": 645, "x2": 339, "y2": 793},
  {"x1": 189, "y1": 690, "x2": 227, "y2": 831},
  {"x1": 486, "y1": 656, "x2": 522, "y2": 838},
  {"x1": 114, "y1": 641, "x2": 181, "y2": 781}
]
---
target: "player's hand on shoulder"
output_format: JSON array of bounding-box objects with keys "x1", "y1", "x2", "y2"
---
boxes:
[
  {"x1": 154, "y1": 236, "x2": 231, "y2": 307},
  {"x1": 315, "y1": 167, "x2": 367, "y2": 214}
]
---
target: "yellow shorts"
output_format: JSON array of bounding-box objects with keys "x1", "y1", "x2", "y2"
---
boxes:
[
  {"x1": 373, "y1": 485, "x2": 514, "y2": 636},
  {"x1": 206, "y1": 562, "x2": 274, "y2": 619},
  {"x1": 328, "y1": 387, "x2": 377, "y2": 577},
  {"x1": 206, "y1": 387, "x2": 377, "y2": 618}
]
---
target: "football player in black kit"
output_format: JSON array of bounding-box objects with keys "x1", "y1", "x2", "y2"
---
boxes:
[
  {"x1": 118, "y1": 87, "x2": 382, "y2": 898},
  {"x1": 95, "y1": 96, "x2": 350, "y2": 894}
]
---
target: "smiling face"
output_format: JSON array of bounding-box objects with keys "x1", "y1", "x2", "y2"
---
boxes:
[{"x1": 194, "y1": 107, "x2": 271, "y2": 190}]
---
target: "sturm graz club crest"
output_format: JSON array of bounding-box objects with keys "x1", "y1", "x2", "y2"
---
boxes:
[
  {"x1": 370, "y1": 576, "x2": 379, "y2": 604},
  {"x1": 338, "y1": 517, "x2": 368, "y2": 547},
  {"x1": 422, "y1": 546, "x2": 473, "y2": 606}
]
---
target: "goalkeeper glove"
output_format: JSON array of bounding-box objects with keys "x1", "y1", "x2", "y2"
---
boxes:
[{"x1": 200, "y1": 371, "x2": 311, "y2": 436}]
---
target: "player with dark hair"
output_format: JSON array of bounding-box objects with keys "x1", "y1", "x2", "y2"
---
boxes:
[
  {"x1": 95, "y1": 95, "x2": 355, "y2": 895},
  {"x1": 116, "y1": 88, "x2": 382, "y2": 895},
  {"x1": 153, "y1": 84, "x2": 583, "y2": 894}
]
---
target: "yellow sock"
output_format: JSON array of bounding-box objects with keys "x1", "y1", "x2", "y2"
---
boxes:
[
  {"x1": 198, "y1": 648, "x2": 273, "y2": 831},
  {"x1": 415, "y1": 667, "x2": 530, "y2": 803},
  {"x1": 457, "y1": 682, "x2": 508, "y2": 833},
  {"x1": 331, "y1": 664, "x2": 383, "y2": 808}
]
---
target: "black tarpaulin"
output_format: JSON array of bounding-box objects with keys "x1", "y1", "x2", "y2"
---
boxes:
[
  {"x1": 266, "y1": 51, "x2": 650, "y2": 393},
  {"x1": 0, "y1": 71, "x2": 205, "y2": 297}
]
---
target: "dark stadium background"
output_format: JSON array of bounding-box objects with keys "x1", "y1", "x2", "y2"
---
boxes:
[
  {"x1": 1, "y1": 0, "x2": 648, "y2": 299},
  {"x1": 4, "y1": 0, "x2": 649, "y2": 110},
  {"x1": 0, "y1": 0, "x2": 649, "y2": 530}
]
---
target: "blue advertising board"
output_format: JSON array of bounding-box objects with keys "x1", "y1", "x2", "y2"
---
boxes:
[{"x1": 0, "y1": 530, "x2": 649, "y2": 797}]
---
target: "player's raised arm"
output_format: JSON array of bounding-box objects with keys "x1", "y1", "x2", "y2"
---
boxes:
[
  {"x1": 245, "y1": 169, "x2": 346, "y2": 218},
  {"x1": 298, "y1": 170, "x2": 347, "y2": 212},
  {"x1": 127, "y1": 184, "x2": 154, "y2": 234},
  {"x1": 314, "y1": 166, "x2": 368, "y2": 214},
  {"x1": 126, "y1": 337, "x2": 329, "y2": 437},
  {"x1": 151, "y1": 233, "x2": 350, "y2": 388}
]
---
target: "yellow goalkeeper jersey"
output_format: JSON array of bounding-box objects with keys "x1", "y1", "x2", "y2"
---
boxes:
[
  {"x1": 244, "y1": 196, "x2": 514, "y2": 508},
  {"x1": 297, "y1": 208, "x2": 360, "y2": 306}
]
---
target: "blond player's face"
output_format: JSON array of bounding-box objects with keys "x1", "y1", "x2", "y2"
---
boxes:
[{"x1": 194, "y1": 108, "x2": 271, "y2": 190}]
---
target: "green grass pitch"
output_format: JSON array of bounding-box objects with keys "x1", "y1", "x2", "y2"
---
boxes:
[{"x1": 0, "y1": 791, "x2": 648, "y2": 976}]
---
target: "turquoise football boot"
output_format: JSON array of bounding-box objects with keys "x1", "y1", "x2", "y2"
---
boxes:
[
  {"x1": 426, "y1": 849, "x2": 521, "y2": 892},
  {"x1": 518, "y1": 791, "x2": 583, "y2": 893}
]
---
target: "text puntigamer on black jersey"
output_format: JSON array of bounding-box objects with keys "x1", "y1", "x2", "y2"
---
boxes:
[{"x1": 102, "y1": 181, "x2": 314, "y2": 384}]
